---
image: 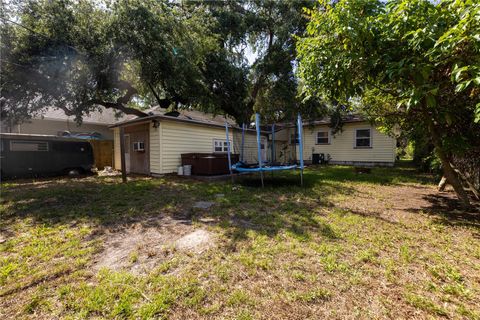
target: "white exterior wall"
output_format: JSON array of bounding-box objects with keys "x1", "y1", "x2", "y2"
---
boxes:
[
  {"x1": 275, "y1": 122, "x2": 396, "y2": 165},
  {"x1": 159, "y1": 120, "x2": 234, "y2": 174},
  {"x1": 113, "y1": 127, "x2": 121, "y2": 170},
  {"x1": 232, "y1": 130, "x2": 268, "y2": 164},
  {"x1": 149, "y1": 122, "x2": 161, "y2": 174},
  {"x1": 1, "y1": 119, "x2": 113, "y2": 139},
  {"x1": 113, "y1": 119, "x2": 270, "y2": 175}
]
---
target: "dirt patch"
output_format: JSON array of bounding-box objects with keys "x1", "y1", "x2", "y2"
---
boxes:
[
  {"x1": 175, "y1": 229, "x2": 213, "y2": 253},
  {"x1": 93, "y1": 217, "x2": 215, "y2": 274}
]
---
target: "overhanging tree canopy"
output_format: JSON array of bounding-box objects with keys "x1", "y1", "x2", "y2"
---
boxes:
[
  {"x1": 297, "y1": 0, "x2": 480, "y2": 205},
  {"x1": 0, "y1": 0, "x2": 219, "y2": 124},
  {"x1": 1, "y1": 0, "x2": 326, "y2": 126}
]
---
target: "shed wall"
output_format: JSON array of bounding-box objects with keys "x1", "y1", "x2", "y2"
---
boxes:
[
  {"x1": 113, "y1": 127, "x2": 121, "y2": 170},
  {"x1": 113, "y1": 120, "x2": 270, "y2": 175},
  {"x1": 149, "y1": 122, "x2": 161, "y2": 174},
  {"x1": 159, "y1": 120, "x2": 234, "y2": 174}
]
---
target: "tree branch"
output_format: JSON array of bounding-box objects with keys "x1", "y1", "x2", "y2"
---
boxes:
[
  {"x1": 89, "y1": 81, "x2": 149, "y2": 117},
  {"x1": 90, "y1": 99, "x2": 148, "y2": 118},
  {"x1": 116, "y1": 80, "x2": 138, "y2": 105},
  {"x1": 147, "y1": 82, "x2": 171, "y2": 108}
]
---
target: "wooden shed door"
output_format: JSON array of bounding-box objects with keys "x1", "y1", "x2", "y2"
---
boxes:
[{"x1": 124, "y1": 124, "x2": 149, "y2": 175}]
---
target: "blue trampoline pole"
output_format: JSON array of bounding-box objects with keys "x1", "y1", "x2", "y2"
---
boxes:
[
  {"x1": 271, "y1": 124, "x2": 275, "y2": 163},
  {"x1": 297, "y1": 114, "x2": 304, "y2": 186},
  {"x1": 271, "y1": 123, "x2": 275, "y2": 178},
  {"x1": 255, "y1": 113, "x2": 264, "y2": 187},
  {"x1": 225, "y1": 121, "x2": 233, "y2": 183},
  {"x1": 241, "y1": 123, "x2": 245, "y2": 163}
]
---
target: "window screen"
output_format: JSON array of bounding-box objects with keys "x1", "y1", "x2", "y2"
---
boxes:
[
  {"x1": 317, "y1": 131, "x2": 329, "y2": 144},
  {"x1": 10, "y1": 140, "x2": 49, "y2": 151},
  {"x1": 133, "y1": 141, "x2": 145, "y2": 151},
  {"x1": 355, "y1": 129, "x2": 371, "y2": 147},
  {"x1": 213, "y1": 140, "x2": 229, "y2": 152}
]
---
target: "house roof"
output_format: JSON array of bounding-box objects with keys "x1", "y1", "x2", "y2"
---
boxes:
[
  {"x1": 109, "y1": 107, "x2": 240, "y2": 130},
  {"x1": 308, "y1": 114, "x2": 365, "y2": 125},
  {"x1": 273, "y1": 114, "x2": 366, "y2": 130},
  {"x1": 38, "y1": 108, "x2": 132, "y2": 125},
  {"x1": 108, "y1": 108, "x2": 368, "y2": 135}
]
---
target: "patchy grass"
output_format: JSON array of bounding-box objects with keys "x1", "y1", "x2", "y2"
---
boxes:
[{"x1": 1, "y1": 165, "x2": 479, "y2": 319}]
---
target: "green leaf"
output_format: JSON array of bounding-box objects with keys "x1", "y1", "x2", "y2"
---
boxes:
[
  {"x1": 475, "y1": 103, "x2": 480, "y2": 124},
  {"x1": 426, "y1": 94, "x2": 436, "y2": 108},
  {"x1": 421, "y1": 67, "x2": 430, "y2": 80},
  {"x1": 452, "y1": 66, "x2": 468, "y2": 82},
  {"x1": 455, "y1": 80, "x2": 472, "y2": 92}
]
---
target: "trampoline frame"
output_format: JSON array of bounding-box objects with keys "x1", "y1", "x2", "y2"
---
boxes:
[{"x1": 225, "y1": 113, "x2": 304, "y2": 187}]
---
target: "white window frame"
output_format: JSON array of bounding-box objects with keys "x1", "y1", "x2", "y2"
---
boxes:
[
  {"x1": 316, "y1": 129, "x2": 330, "y2": 145},
  {"x1": 213, "y1": 139, "x2": 230, "y2": 153},
  {"x1": 10, "y1": 140, "x2": 49, "y2": 152},
  {"x1": 133, "y1": 141, "x2": 145, "y2": 152},
  {"x1": 354, "y1": 128, "x2": 372, "y2": 148}
]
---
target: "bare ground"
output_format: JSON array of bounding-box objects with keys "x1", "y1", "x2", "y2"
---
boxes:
[{"x1": 93, "y1": 216, "x2": 215, "y2": 274}]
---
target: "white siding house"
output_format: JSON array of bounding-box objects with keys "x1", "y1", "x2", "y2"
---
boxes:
[
  {"x1": 275, "y1": 121, "x2": 396, "y2": 166},
  {"x1": 111, "y1": 110, "x2": 266, "y2": 175},
  {"x1": 111, "y1": 111, "x2": 396, "y2": 175}
]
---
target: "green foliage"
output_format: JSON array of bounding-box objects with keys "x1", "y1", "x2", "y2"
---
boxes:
[
  {"x1": 1, "y1": 0, "x2": 220, "y2": 123},
  {"x1": 405, "y1": 293, "x2": 448, "y2": 317},
  {"x1": 1, "y1": 0, "x2": 323, "y2": 125},
  {"x1": 205, "y1": 0, "x2": 322, "y2": 124},
  {"x1": 297, "y1": 0, "x2": 480, "y2": 203},
  {"x1": 297, "y1": 0, "x2": 480, "y2": 155}
]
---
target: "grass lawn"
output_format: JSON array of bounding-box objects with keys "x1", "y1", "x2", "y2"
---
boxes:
[{"x1": 1, "y1": 165, "x2": 479, "y2": 319}]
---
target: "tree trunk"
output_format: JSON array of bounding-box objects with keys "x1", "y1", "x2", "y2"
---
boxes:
[
  {"x1": 427, "y1": 120, "x2": 470, "y2": 206},
  {"x1": 438, "y1": 176, "x2": 447, "y2": 191}
]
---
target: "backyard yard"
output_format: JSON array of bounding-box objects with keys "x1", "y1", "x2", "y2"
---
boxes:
[{"x1": 1, "y1": 165, "x2": 479, "y2": 319}]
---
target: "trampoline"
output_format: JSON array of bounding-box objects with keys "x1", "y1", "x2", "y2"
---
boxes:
[
  {"x1": 231, "y1": 164, "x2": 298, "y2": 172},
  {"x1": 225, "y1": 113, "x2": 304, "y2": 187}
]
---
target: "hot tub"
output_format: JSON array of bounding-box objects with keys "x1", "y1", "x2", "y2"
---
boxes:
[{"x1": 181, "y1": 153, "x2": 239, "y2": 175}]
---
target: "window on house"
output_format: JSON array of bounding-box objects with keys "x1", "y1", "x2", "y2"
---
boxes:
[
  {"x1": 290, "y1": 134, "x2": 299, "y2": 145},
  {"x1": 10, "y1": 140, "x2": 49, "y2": 151},
  {"x1": 213, "y1": 139, "x2": 229, "y2": 152},
  {"x1": 355, "y1": 129, "x2": 371, "y2": 148},
  {"x1": 133, "y1": 141, "x2": 145, "y2": 152},
  {"x1": 316, "y1": 130, "x2": 330, "y2": 144}
]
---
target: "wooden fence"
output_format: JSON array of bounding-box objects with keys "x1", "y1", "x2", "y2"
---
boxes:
[{"x1": 90, "y1": 140, "x2": 114, "y2": 170}]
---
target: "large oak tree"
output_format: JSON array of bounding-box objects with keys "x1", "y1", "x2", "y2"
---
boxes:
[
  {"x1": 1, "y1": 0, "x2": 221, "y2": 124},
  {"x1": 1, "y1": 0, "x2": 323, "y2": 126}
]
